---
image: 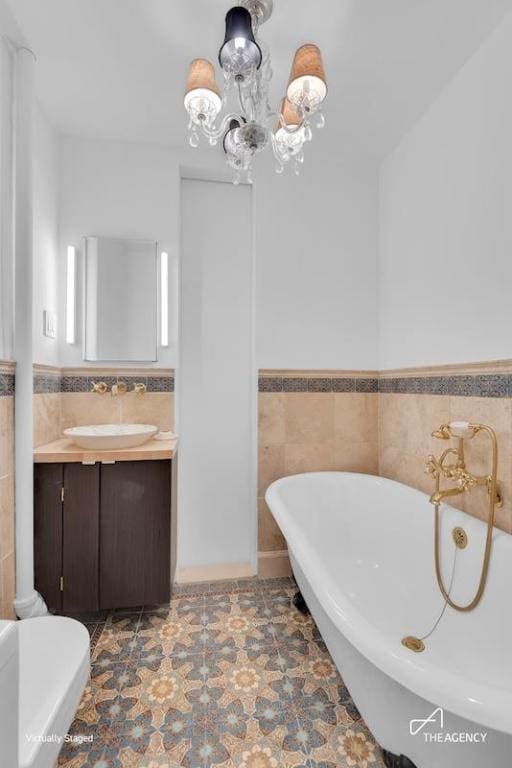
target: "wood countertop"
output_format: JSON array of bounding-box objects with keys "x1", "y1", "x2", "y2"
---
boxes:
[{"x1": 34, "y1": 437, "x2": 177, "y2": 464}]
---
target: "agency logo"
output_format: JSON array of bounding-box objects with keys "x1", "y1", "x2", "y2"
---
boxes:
[
  {"x1": 410, "y1": 707, "x2": 444, "y2": 736},
  {"x1": 409, "y1": 707, "x2": 488, "y2": 744}
]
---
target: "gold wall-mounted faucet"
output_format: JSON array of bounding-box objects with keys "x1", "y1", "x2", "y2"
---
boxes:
[
  {"x1": 111, "y1": 381, "x2": 127, "y2": 397},
  {"x1": 426, "y1": 420, "x2": 502, "y2": 611},
  {"x1": 91, "y1": 381, "x2": 108, "y2": 394}
]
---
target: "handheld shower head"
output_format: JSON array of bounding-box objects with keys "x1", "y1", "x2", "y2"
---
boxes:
[{"x1": 448, "y1": 421, "x2": 478, "y2": 440}]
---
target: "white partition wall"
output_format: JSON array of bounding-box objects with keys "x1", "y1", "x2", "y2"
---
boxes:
[{"x1": 177, "y1": 176, "x2": 256, "y2": 581}]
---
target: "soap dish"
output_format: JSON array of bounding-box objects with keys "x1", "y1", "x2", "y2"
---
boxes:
[{"x1": 154, "y1": 430, "x2": 177, "y2": 441}]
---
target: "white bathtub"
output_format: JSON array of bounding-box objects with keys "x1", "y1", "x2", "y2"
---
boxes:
[{"x1": 266, "y1": 472, "x2": 512, "y2": 768}]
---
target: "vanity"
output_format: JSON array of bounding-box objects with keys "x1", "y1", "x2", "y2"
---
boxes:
[{"x1": 33, "y1": 437, "x2": 177, "y2": 615}]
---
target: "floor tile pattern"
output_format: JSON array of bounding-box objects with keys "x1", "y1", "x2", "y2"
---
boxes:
[{"x1": 58, "y1": 578, "x2": 385, "y2": 768}]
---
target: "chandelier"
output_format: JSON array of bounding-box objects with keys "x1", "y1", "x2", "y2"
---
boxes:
[{"x1": 183, "y1": 0, "x2": 327, "y2": 182}]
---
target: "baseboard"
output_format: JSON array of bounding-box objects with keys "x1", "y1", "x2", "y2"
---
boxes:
[
  {"x1": 258, "y1": 550, "x2": 292, "y2": 578},
  {"x1": 174, "y1": 561, "x2": 256, "y2": 584}
]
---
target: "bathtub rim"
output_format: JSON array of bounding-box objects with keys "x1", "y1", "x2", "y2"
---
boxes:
[{"x1": 265, "y1": 471, "x2": 512, "y2": 736}]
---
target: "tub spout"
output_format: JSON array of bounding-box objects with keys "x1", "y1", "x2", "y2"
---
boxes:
[{"x1": 429, "y1": 486, "x2": 464, "y2": 505}]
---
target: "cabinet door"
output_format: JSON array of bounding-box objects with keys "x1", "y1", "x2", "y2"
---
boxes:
[
  {"x1": 100, "y1": 460, "x2": 171, "y2": 609},
  {"x1": 34, "y1": 463, "x2": 63, "y2": 614},
  {"x1": 62, "y1": 463, "x2": 100, "y2": 614}
]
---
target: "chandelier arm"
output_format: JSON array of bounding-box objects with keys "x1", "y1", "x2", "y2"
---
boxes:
[
  {"x1": 277, "y1": 112, "x2": 307, "y2": 134},
  {"x1": 236, "y1": 80, "x2": 252, "y2": 121},
  {"x1": 198, "y1": 112, "x2": 245, "y2": 140}
]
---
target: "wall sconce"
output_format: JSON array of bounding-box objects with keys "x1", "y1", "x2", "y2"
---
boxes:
[
  {"x1": 160, "y1": 251, "x2": 169, "y2": 347},
  {"x1": 66, "y1": 245, "x2": 76, "y2": 344}
]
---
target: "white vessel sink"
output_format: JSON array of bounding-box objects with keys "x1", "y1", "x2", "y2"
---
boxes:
[{"x1": 63, "y1": 423, "x2": 158, "y2": 450}]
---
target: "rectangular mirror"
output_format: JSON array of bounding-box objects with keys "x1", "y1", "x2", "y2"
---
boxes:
[{"x1": 83, "y1": 236, "x2": 158, "y2": 362}]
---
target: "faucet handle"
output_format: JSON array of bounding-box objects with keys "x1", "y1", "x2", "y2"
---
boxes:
[
  {"x1": 91, "y1": 381, "x2": 108, "y2": 394},
  {"x1": 432, "y1": 424, "x2": 451, "y2": 440},
  {"x1": 425, "y1": 455, "x2": 439, "y2": 477},
  {"x1": 133, "y1": 382, "x2": 146, "y2": 395}
]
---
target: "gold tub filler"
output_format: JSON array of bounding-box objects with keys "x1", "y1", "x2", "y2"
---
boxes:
[{"x1": 402, "y1": 420, "x2": 502, "y2": 653}]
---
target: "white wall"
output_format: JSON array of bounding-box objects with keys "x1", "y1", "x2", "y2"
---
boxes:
[
  {"x1": 379, "y1": 11, "x2": 512, "y2": 369},
  {"x1": 33, "y1": 107, "x2": 60, "y2": 366},
  {"x1": 179, "y1": 178, "x2": 255, "y2": 574},
  {"x1": 58, "y1": 137, "x2": 181, "y2": 368},
  {"x1": 256, "y1": 157, "x2": 379, "y2": 370},
  {"x1": 57, "y1": 136, "x2": 379, "y2": 371}
]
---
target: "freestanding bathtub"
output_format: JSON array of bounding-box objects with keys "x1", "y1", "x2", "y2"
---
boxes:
[{"x1": 266, "y1": 472, "x2": 512, "y2": 768}]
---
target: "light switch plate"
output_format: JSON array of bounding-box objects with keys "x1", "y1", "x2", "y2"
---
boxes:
[{"x1": 43, "y1": 310, "x2": 57, "y2": 339}]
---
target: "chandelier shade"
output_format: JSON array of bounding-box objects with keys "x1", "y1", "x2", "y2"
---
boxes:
[
  {"x1": 218, "y1": 7, "x2": 262, "y2": 74},
  {"x1": 287, "y1": 44, "x2": 327, "y2": 111},
  {"x1": 184, "y1": 58, "x2": 222, "y2": 124}
]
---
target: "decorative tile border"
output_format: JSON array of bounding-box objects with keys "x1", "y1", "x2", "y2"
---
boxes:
[
  {"x1": 33, "y1": 371, "x2": 174, "y2": 394},
  {"x1": 33, "y1": 373, "x2": 61, "y2": 394},
  {"x1": 0, "y1": 373, "x2": 14, "y2": 396},
  {"x1": 378, "y1": 373, "x2": 511, "y2": 398},
  {"x1": 27, "y1": 365, "x2": 512, "y2": 398},
  {"x1": 259, "y1": 368, "x2": 512, "y2": 398},
  {"x1": 258, "y1": 376, "x2": 378, "y2": 393}
]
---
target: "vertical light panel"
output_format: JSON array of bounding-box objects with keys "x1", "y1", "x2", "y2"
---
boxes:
[
  {"x1": 161, "y1": 251, "x2": 169, "y2": 347},
  {"x1": 66, "y1": 245, "x2": 76, "y2": 344}
]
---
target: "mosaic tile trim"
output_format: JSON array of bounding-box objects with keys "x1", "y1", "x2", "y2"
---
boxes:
[
  {"x1": 34, "y1": 373, "x2": 174, "y2": 394},
  {"x1": 259, "y1": 376, "x2": 378, "y2": 393},
  {"x1": 378, "y1": 373, "x2": 511, "y2": 398},
  {"x1": 33, "y1": 373, "x2": 61, "y2": 394},
  {"x1": 259, "y1": 373, "x2": 512, "y2": 398},
  {"x1": 0, "y1": 373, "x2": 14, "y2": 396}
]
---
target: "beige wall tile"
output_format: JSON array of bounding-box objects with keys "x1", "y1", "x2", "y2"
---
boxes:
[
  {"x1": 0, "y1": 397, "x2": 14, "y2": 479},
  {"x1": 450, "y1": 396, "x2": 512, "y2": 512},
  {"x1": 378, "y1": 392, "x2": 512, "y2": 534},
  {"x1": 284, "y1": 393, "x2": 334, "y2": 444},
  {"x1": 60, "y1": 391, "x2": 174, "y2": 433},
  {"x1": 0, "y1": 475, "x2": 14, "y2": 561},
  {"x1": 257, "y1": 389, "x2": 379, "y2": 554},
  {"x1": 121, "y1": 392, "x2": 174, "y2": 431},
  {"x1": 258, "y1": 393, "x2": 286, "y2": 446},
  {"x1": 258, "y1": 444, "x2": 285, "y2": 497},
  {"x1": 258, "y1": 498, "x2": 286, "y2": 551},
  {"x1": 334, "y1": 393, "x2": 377, "y2": 443},
  {"x1": 60, "y1": 392, "x2": 121, "y2": 429},
  {"x1": 258, "y1": 552, "x2": 292, "y2": 578},
  {"x1": 34, "y1": 393, "x2": 61, "y2": 447},
  {"x1": 0, "y1": 551, "x2": 15, "y2": 619},
  {"x1": 284, "y1": 440, "x2": 337, "y2": 475},
  {"x1": 333, "y1": 439, "x2": 378, "y2": 474}
]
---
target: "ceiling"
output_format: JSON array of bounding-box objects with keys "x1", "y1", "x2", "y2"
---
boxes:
[{"x1": 6, "y1": 0, "x2": 512, "y2": 163}]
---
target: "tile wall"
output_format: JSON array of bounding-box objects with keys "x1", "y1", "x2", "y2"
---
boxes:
[
  {"x1": 0, "y1": 362, "x2": 15, "y2": 619},
  {"x1": 33, "y1": 366, "x2": 175, "y2": 448},
  {"x1": 258, "y1": 372, "x2": 379, "y2": 576},
  {"x1": 258, "y1": 363, "x2": 512, "y2": 575},
  {"x1": 378, "y1": 364, "x2": 512, "y2": 533}
]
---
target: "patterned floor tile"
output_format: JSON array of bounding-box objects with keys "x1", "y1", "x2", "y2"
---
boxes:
[
  {"x1": 61, "y1": 578, "x2": 384, "y2": 768},
  {"x1": 306, "y1": 721, "x2": 386, "y2": 767}
]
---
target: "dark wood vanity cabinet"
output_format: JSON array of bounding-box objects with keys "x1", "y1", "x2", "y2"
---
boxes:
[{"x1": 34, "y1": 460, "x2": 172, "y2": 614}]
